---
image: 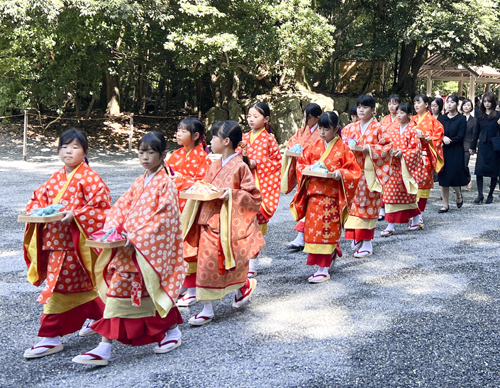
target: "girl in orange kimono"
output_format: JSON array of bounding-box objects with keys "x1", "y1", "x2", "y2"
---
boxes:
[
  {"x1": 23, "y1": 129, "x2": 111, "y2": 359},
  {"x1": 166, "y1": 118, "x2": 211, "y2": 307},
  {"x1": 240, "y1": 102, "x2": 281, "y2": 277},
  {"x1": 378, "y1": 95, "x2": 401, "y2": 221},
  {"x1": 409, "y1": 94, "x2": 444, "y2": 230},
  {"x1": 167, "y1": 118, "x2": 211, "y2": 213},
  {"x1": 183, "y1": 121, "x2": 265, "y2": 326},
  {"x1": 72, "y1": 132, "x2": 186, "y2": 366},
  {"x1": 291, "y1": 112, "x2": 361, "y2": 283},
  {"x1": 284, "y1": 103, "x2": 322, "y2": 250},
  {"x1": 341, "y1": 95, "x2": 392, "y2": 258},
  {"x1": 380, "y1": 103, "x2": 422, "y2": 236}
]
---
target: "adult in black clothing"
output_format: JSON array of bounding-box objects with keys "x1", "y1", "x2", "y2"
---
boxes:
[
  {"x1": 437, "y1": 95, "x2": 469, "y2": 212},
  {"x1": 469, "y1": 92, "x2": 500, "y2": 204},
  {"x1": 431, "y1": 97, "x2": 444, "y2": 120},
  {"x1": 461, "y1": 99, "x2": 476, "y2": 189}
]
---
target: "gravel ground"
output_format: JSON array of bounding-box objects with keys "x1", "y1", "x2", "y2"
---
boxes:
[{"x1": 1, "y1": 139, "x2": 500, "y2": 387}]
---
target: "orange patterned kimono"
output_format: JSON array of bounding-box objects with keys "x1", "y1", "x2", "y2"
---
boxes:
[
  {"x1": 411, "y1": 112, "x2": 444, "y2": 211},
  {"x1": 290, "y1": 137, "x2": 361, "y2": 267},
  {"x1": 166, "y1": 144, "x2": 211, "y2": 212},
  {"x1": 341, "y1": 119, "x2": 392, "y2": 241},
  {"x1": 382, "y1": 123, "x2": 422, "y2": 223},
  {"x1": 380, "y1": 114, "x2": 399, "y2": 132},
  {"x1": 241, "y1": 129, "x2": 281, "y2": 234},
  {"x1": 182, "y1": 154, "x2": 265, "y2": 302},
  {"x1": 281, "y1": 124, "x2": 321, "y2": 194},
  {"x1": 90, "y1": 167, "x2": 186, "y2": 345},
  {"x1": 23, "y1": 162, "x2": 111, "y2": 337}
]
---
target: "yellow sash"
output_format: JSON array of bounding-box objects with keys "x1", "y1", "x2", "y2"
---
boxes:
[
  {"x1": 401, "y1": 157, "x2": 418, "y2": 195},
  {"x1": 364, "y1": 147, "x2": 382, "y2": 193},
  {"x1": 53, "y1": 162, "x2": 84, "y2": 204}
]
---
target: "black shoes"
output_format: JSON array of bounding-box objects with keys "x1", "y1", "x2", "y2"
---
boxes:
[
  {"x1": 474, "y1": 195, "x2": 484, "y2": 204},
  {"x1": 438, "y1": 206, "x2": 449, "y2": 213},
  {"x1": 486, "y1": 194, "x2": 493, "y2": 204}
]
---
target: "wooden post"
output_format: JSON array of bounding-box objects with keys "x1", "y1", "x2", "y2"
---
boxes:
[
  {"x1": 458, "y1": 79, "x2": 464, "y2": 97},
  {"x1": 426, "y1": 70, "x2": 433, "y2": 96},
  {"x1": 469, "y1": 74, "x2": 476, "y2": 100},
  {"x1": 128, "y1": 113, "x2": 134, "y2": 152},
  {"x1": 23, "y1": 109, "x2": 28, "y2": 161}
]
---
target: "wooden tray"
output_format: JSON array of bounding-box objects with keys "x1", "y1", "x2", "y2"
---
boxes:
[
  {"x1": 85, "y1": 239, "x2": 126, "y2": 249},
  {"x1": 285, "y1": 150, "x2": 301, "y2": 157},
  {"x1": 302, "y1": 169, "x2": 335, "y2": 179},
  {"x1": 417, "y1": 134, "x2": 426, "y2": 139},
  {"x1": 18, "y1": 214, "x2": 64, "y2": 223},
  {"x1": 349, "y1": 145, "x2": 363, "y2": 152},
  {"x1": 179, "y1": 190, "x2": 224, "y2": 201}
]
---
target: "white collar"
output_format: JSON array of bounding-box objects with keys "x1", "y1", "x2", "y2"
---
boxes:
[
  {"x1": 221, "y1": 152, "x2": 238, "y2": 167},
  {"x1": 360, "y1": 118, "x2": 374, "y2": 135},
  {"x1": 310, "y1": 123, "x2": 318, "y2": 133}
]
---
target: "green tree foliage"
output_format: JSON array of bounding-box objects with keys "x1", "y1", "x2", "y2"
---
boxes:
[{"x1": 0, "y1": 0, "x2": 498, "y2": 115}]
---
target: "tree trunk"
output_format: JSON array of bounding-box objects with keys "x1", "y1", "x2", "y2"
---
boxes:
[
  {"x1": 361, "y1": 60, "x2": 376, "y2": 93},
  {"x1": 85, "y1": 93, "x2": 96, "y2": 119},
  {"x1": 391, "y1": 40, "x2": 427, "y2": 97},
  {"x1": 106, "y1": 71, "x2": 120, "y2": 115}
]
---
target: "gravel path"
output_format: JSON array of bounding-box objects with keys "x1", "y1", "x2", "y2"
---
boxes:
[{"x1": 1, "y1": 142, "x2": 500, "y2": 387}]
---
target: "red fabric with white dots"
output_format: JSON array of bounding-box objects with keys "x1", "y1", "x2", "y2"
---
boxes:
[
  {"x1": 166, "y1": 143, "x2": 211, "y2": 212},
  {"x1": 241, "y1": 130, "x2": 282, "y2": 223},
  {"x1": 25, "y1": 163, "x2": 111, "y2": 303}
]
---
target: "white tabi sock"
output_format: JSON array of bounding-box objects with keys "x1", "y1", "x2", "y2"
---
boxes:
[
  {"x1": 360, "y1": 240, "x2": 373, "y2": 252},
  {"x1": 200, "y1": 302, "x2": 214, "y2": 317},
  {"x1": 79, "y1": 342, "x2": 112, "y2": 361},
  {"x1": 185, "y1": 287, "x2": 196, "y2": 298},
  {"x1": 386, "y1": 223, "x2": 395, "y2": 232},
  {"x1": 27, "y1": 337, "x2": 62, "y2": 355},
  {"x1": 290, "y1": 231, "x2": 305, "y2": 246},
  {"x1": 316, "y1": 266, "x2": 329, "y2": 276},
  {"x1": 379, "y1": 207, "x2": 385, "y2": 217},
  {"x1": 249, "y1": 258, "x2": 258, "y2": 273}
]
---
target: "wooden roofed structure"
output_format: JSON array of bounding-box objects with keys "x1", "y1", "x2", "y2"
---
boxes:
[{"x1": 418, "y1": 53, "x2": 500, "y2": 99}]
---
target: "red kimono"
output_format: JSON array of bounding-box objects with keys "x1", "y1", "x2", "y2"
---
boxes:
[
  {"x1": 410, "y1": 112, "x2": 444, "y2": 211},
  {"x1": 291, "y1": 137, "x2": 361, "y2": 267},
  {"x1": 23, "y1": 162, "x2": 111, "y2": 337},
  {"x1": 166, "y1": 144, "x2": 211, "y2": 212},
  {"x1": 90, "y1": 167, "x2": 186, "y2": 345},
  {"x1": 341, "y1": 119, "x2": 392, "y2": 241},
  {"x1": 182, "y1": 154, "x2": 265, "y2": 301},
  {"x1": 281, "y1": 124, "x2": 321, "y2": 194},
  {"x1": 380, "y1": 114, "x2": 399, "y2": 132},
  {"x1": 241, "y1": 129, "x2": 281, "y2": 234},
  {"x1": 382, "y1": 123, "x2": 422, "y2": 223}
]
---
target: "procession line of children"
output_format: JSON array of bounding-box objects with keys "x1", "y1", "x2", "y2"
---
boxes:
[{"x1": 21, "y1": 95, "x2": 445, "y2": 365}]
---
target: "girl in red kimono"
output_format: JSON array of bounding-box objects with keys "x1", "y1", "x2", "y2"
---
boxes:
[
  {"x1": 183, "y1": 121, "x2": 265, "y2": 326},
  {"x1": 380, "y1": 103, "x2": 422, "y2": 236},
  {"x1": 378, "y1": 95, "x2": 401, "y2": 221},
  {"x1": 284, "y1": 103, "x2": 322, "y2": 250},
  {"x1": 166, "y1": 118, "x2": 211, "y2": 308},
  {"x1": 240, "y1": 102, "x2": 281, "y2": 277},
  {"x1": 72, "y1": 132, "x2": 186, "y2": 366},
  {"x1": 291, "y1": 112, "x2": 361, "y2": 283},
  {"x1": 23, "y1": 129, "x2": 111, "y2": 359},
  {"x1": 341, "y1": 95, "x2": 392, "y2": 258},
  {"x1": 409, "y1": 94, "x2": 444, "y2": 230}
]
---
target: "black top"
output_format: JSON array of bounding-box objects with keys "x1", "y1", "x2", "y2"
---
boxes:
[
  {"x1": 464, "y1": 115, "x2": 476, "y2": 151},
  {"x1": 471, "y1": 111, "x2": 500, "y2": 177},
  {"x1": 437, "y1": 113, "x2": 469, "y2": 187}
]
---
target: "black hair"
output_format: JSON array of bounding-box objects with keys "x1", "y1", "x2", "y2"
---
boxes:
[
  {"x1": 388, "y1": 95, "x2": 400, "y2": 104},
  {"x1": 356, "y1": 94, "x2": 375, "y2": 108},
  {"x1": 413, "y1": 94, "x2": 430, "y2": 106},
  {"x1": 318, "y1": 111, "x2": 339, "y2": 131},
  {"x1": 396, "y1": 103, "x2": 412, "y2": 115},
  {"x1": 249, "y1": 102, "x2": 273, "y2": 134},
  {"x1": 211, "y1": 120, "x2": 242, "y2": 150},
  {"x1": 304, "y1": 103, "x2": 322, "y2": 124},
  {"x1": 138, "y1": 131, "x2": 167, "y2": 154},
  {"x1": 349, "y1": 104, "x2": 358, "y2": 117},
  {"x1": 178, "y1": 118, "x2": 205, "y2": 146},
  {"x1": 446, "y1": 95, "x2": 459, "y2": 105},
  {"x1": 431, "y1": 97, "x2": 444, "y2": 113},
  {"x1": 58, "y1": 128, "x2": 89, "y2": 154},
  {"x1": 461, "y1": 98, "x2": 473, "y2": 112},
  {"x1": 481, "y1": 92, "x2": 498, "y2": 120}
]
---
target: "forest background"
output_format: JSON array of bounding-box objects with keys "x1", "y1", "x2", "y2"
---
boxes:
[{"x1": 1, "y1": 0, "x2": 499, "y2": 146}]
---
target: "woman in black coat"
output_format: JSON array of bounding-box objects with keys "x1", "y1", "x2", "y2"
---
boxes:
[
  {"x1": 461, "y1": 99, "x2": 476, "y2": 189},
  {"x1": 437, "y1": 95, "x2": 469, "y2": 212},
  {"x1": 470, "y1": 92, "x2": 500, "y2": 204}
]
